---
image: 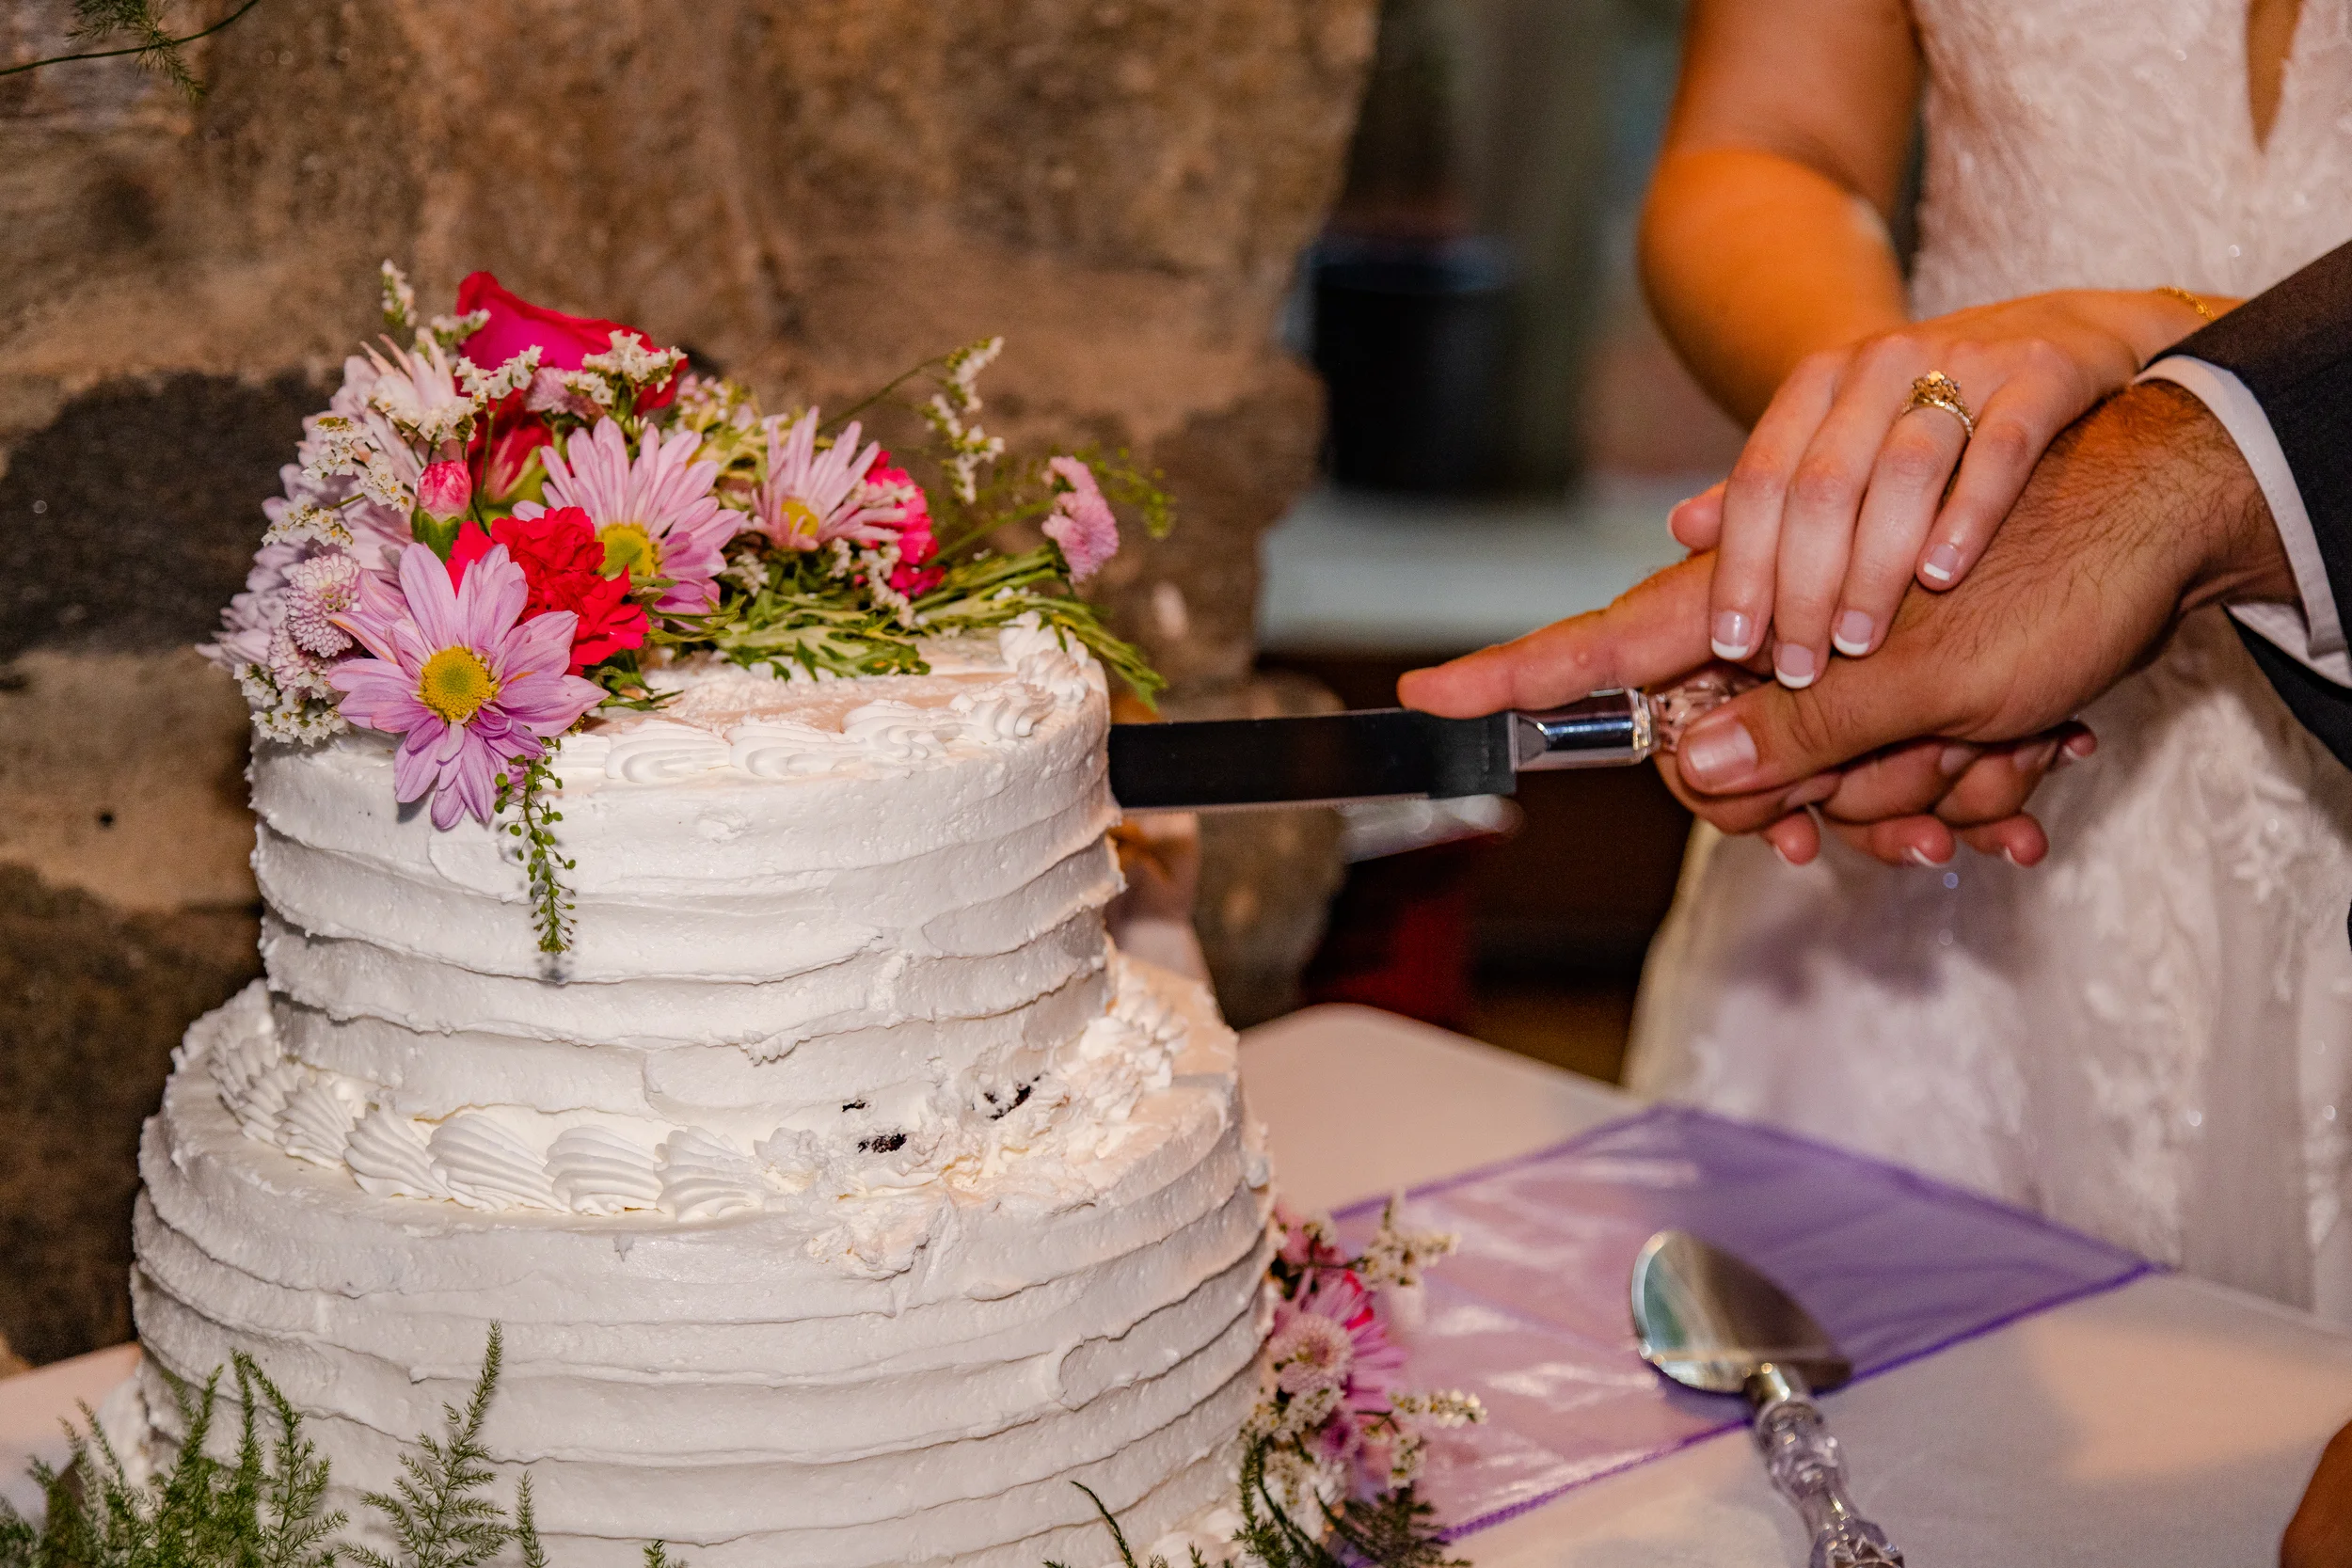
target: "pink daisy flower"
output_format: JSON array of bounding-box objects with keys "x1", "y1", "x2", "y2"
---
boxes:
[
  {"x1": 520, "y1": 419, "x2": 735, "y2": 613},
  {"x1": 327, "y1": 543, "x2": 604, "y2": 830},
  {"x1": 1278, "y1": 1268, "x2": 1407, "y2": 1419},
  {"x1": 752, "y1": 411, "x2": 905, "y2": 552},
  {"x1": 1042, "y1": 455, "x2": 1120, "y2": 581}
]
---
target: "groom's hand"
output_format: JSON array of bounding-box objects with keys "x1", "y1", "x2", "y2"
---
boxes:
[
  {"x1": 1398, "y1": 553, "x2": 2063, "y2": 864},
  {"x1": 1666, "y1": 382, "x2": 2288, "y2": 804}
]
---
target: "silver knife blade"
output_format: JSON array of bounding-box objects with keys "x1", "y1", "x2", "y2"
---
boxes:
[{"x1": 1107, "y1": 690, "x2": 1652, "y2": 811}]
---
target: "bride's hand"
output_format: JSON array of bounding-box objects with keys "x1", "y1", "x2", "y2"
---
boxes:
[{"x1": 1674, "y1": 287, "x2": 2221, "y2": 688}]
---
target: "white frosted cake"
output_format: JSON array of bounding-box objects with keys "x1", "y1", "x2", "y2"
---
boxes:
[{"x1": 129, "y1": 625, "x2": 1272, "y2": 1568}]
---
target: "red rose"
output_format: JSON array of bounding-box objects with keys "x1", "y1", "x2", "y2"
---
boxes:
[
  {"x1": 450, "y1": 509, "x2": 649, "y2": 674},
  {"x1": 866, "y1": 451, "x2": 944, "y2": 596},
  {"x1": 453, "y1": 272, "x2": 677, "y2": 412}
]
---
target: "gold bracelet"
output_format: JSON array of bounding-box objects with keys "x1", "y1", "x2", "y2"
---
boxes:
[{"x1": 2154, "y1": 284, "x2": 2217, "y2": 322}]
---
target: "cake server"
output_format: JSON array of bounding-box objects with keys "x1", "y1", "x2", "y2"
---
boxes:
[
  {"x1": 1630, "y1": 1228, "x2": 1904, "y2": 1568},
  {"x1": 1106, "y1": 672, "x2": 1752, "y2": 811}
]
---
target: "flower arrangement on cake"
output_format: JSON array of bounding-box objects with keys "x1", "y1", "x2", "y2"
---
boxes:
[
  {"x1": 201, "y1": 263, "x2": 1168, "y2": 952},
  {"x1": 3, "y1": 1205, "x2": 1482, "y2": 1568}
]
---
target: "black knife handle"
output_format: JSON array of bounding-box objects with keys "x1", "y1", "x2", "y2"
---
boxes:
[{"x1": 1107, "y1": 709, "x2": 1514, "y2": 810}]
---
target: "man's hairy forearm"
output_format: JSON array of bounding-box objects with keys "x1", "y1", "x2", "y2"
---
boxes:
[
  {"x1": 2075, "y1": 381, "x2": 2288, "y2": 610},
  {"x1": 1972, "y1": 381, "x2": 2286, "y2": 634}
]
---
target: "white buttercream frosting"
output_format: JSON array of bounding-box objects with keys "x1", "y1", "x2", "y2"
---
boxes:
[{"x1": 131, "y1": 630, "x2": 1273, "y2": 1568}]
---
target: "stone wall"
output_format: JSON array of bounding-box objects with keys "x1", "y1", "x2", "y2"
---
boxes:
[{"x1": 0, "y1": 0, "x2": 1374, "y2": 1362}]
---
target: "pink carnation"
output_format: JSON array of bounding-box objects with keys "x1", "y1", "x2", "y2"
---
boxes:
[
  {"x1": 865, "y1": 450, "x2": 942, "y2": 595},
  {"x1": 1042, "y1": 455, "x2": 1119, "y2": 581}
]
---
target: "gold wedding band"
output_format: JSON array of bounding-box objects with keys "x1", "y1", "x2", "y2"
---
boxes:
[{"x1": 1905, "y1": 372, "x2": 1977, "y2": 439}]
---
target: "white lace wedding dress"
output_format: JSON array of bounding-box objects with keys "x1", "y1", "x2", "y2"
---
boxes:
[{"x1": 1628, "y1": 0, "x2": 2352, "y2": 1323}]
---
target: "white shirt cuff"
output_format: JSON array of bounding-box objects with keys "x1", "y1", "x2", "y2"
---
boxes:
[{"x1": 2137, "y1": 356, "x2": 2352, "y2": 688}]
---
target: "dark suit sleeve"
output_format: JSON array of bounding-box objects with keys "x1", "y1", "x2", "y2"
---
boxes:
[{"x1": 2168, "y1": 242, "x2": 2352, "y2": 766}]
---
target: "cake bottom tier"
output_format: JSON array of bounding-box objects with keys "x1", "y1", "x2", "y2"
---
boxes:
[{"x1": 128, "y1": 961, "x2": 1273, "y2": 1568}]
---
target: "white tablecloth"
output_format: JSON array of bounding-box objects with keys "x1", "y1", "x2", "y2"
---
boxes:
[{"x1": 8, "y1": 1003, "x2": 2351, "y2": 1563}]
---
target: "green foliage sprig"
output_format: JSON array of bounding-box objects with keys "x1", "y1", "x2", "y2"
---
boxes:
[
  {"x1": 657, "y1": 569, "x2": 928, "y2": 685},
  {"x1": 495, "y1": 753, "x2": 574, "y2": 956},
  {"x1": 348, "y1": 1326, "x2": 513, "y2": 1568},
  {"x1": 1232, "y1": 1434, "x2": 1466, "y2": 1568},
  {"x1": 1044, "y1": 1482, "x2": 1211, "y2": 1568},
  {"x1": 584, "y1": 657, "x2": 671, "y2": 714},
  {"x1": 0, "y1": 1330, "x2": 695, "y2": 1568},
  {"x1": 1045, "y1": 1436, "x2": 1465, "y2": 1568},
  {"x1": 0, "y1": 1353, "x2": 346, "y2": 1568},
  {"x1": 912, "y1": 547, "x2": 1165, "y2": 705},
  {"x1": 0, "y1": 1346, "x2": 1460, "y2": 1568},
  {"x1": 0, "y1": 0, "x2": 269, "y2": 97}
]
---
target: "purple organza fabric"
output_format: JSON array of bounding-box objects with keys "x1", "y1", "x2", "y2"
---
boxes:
[{"x1": 1329, "y1": 1106, "x2": 2152, "y2": 1536}]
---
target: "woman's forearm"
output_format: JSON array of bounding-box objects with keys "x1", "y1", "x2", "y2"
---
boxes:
[{"x1": 1640, "y1": 146, "x2": 1911, "y2": 427}]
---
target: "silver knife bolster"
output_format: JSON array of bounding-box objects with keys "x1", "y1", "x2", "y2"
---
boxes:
[{"x1": 1511, "y1": 690, "x2": 1653, "y2": 771}]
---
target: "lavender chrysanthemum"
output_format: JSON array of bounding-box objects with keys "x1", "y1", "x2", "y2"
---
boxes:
[
  {"x1": 521, "y1": 419, "x2": 734, "y2": 613},
  {"x1": 751, "y1": 411, "x2": 902, "y2": 552},
  {"x1": 327, "y1": 543, "x2": 604, "y2": 830}
]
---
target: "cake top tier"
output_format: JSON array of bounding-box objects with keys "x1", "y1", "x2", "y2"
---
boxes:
[{"x1": 254, "y1": 621, "x2": 1118, "y2": 995}]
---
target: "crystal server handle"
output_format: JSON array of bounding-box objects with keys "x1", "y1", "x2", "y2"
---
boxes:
[
  {"x1": 1510, "y1": 668, "x2": 1767, "y2": 774},
  {"x1": 1750, "y1": 1382, "x2": 1903, "y2": 1568}
]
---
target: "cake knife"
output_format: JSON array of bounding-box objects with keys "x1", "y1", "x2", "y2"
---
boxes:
[{"x1": 1107, "y1": 677, "x2": 1746, "y2": 811}]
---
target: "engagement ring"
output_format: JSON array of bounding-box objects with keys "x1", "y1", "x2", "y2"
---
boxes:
[{"x1": 1905, "y1": 372, "x2": 1977, "y2": 438}]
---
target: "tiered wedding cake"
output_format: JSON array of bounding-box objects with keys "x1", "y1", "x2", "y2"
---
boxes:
[{"x1": 128, "y1": 626, "x2": 1272, "y2": 1568}]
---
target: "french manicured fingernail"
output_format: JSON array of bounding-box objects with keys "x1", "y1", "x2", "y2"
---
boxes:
[
  {"x1": 1679, "y1": 717, "x2": 1758, "y2": 786},
  {"x1": 1904, "y1": 843, "x2": 1953, "y2": 867},
  {"x1": 1782, "y1": 774, "x2": 1837, "y2": 810},
  {"x1": 1772, "y1": 836, "x2": 1801, "y2": 867},
  {"x1": 2058, "y1": 733, "x2": 2097, "y2": 764},
  {"x1": 1921, "y1": 543, "x2": 1963, "y2": 583},
  {"x1": 1711, "y1": 610, "x2": 1755, "y2": 660},
  {"x1": 1937, "y1": 743, "x2": 1974, "y2": 777},
  {"x1": 2013, "y1": 739, "x2": 2058, "y2": 773},
  {"x1": 1774, "y1": 643, "x2": 1818, "y2": 689},
  {"x1": 1832, "y1": 610, "x2": 1873, "y2": 657}
]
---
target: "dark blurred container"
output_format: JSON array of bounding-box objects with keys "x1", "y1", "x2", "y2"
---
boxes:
[
  {"x1": 1311, "y1": 0, "x2": 1624, "y2": 497},
  {"x1": 1311, "y1": 236, "x2": 1512, "y2": 492}
]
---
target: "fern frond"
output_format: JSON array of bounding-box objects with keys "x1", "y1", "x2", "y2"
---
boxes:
[
  {"x1": 1069, "y1": 1482, "x2": 1146, "y2": 1568},
  {"x1": 354, "y1": 1326, "x2": 512, "y2": 1568},
  {"x1": 512, "y1": 1475, "x2": 547, "y2": 1568},
  {"x1": 0, "y1": 0, "x2": 270, "y2": 99},
  {"x1": 246, "y1": 1355, "x2": 345, "y2": 1568}
]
